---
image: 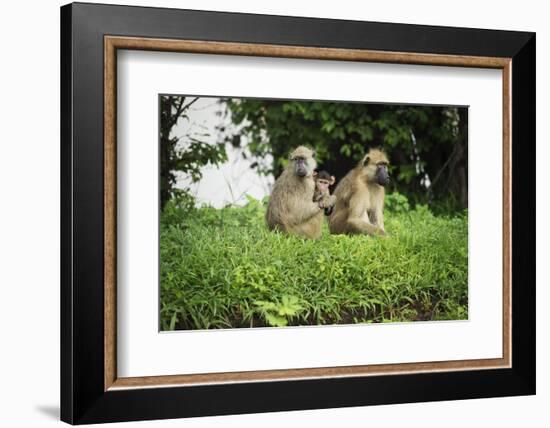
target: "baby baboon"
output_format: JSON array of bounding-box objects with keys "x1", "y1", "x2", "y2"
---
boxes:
[
  {"x1": 328, "y1": 148, "x2": 390, "y2": 236},
  {"x1": 313, "y1": 170, "x2": 336, "y2": 216},
  {"x1": 266, "y1": 146, "x2": 333, "y2": 239}
]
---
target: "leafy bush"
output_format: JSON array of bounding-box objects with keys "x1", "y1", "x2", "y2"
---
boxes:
[
  {"x1": 384, "y1": 191, "x2": 410, "y2": 214},
  {"x1": 160, "y1": 194, "x2": 468, "y2": 330},
  {"x1": 225, "y1": 99, "x2": 468, "y2": 213}
]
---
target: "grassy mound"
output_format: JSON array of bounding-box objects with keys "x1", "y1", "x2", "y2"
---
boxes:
[{"x1": 160, "y1": 195, "x2": 468, "y2": 330}]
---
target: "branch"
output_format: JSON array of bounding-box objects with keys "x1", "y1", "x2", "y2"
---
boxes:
[
  {"x1": 174, "y1": 96, "x2": 186, "y2": 117},
  {"x1": 427, "y1": 143, "x2": 460, "y2": 195},
  {"x1": 168, "y1": 97, "x2": 200, "y2": 130},
  {"x1": 182, "y1": 97, "x2": 200, "y2": 111}
]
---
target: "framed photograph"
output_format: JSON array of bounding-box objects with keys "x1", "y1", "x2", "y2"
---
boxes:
[{"x1": 60, "y1": 2, "x2": 535, "y2": 424}]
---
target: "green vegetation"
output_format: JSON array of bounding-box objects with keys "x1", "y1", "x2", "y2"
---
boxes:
[
  {"x1": 226, "y1": 99, "x2": 468, "y2": 214},
  {"x1": 160, "y1": 96, "x2": 227, "y2": 209},
  {"x1": 159, "y1": 96, "x2": 468, "y2": 216},
  {"x1": 158, "y1": 96, "x2": 470, "y2": 331},
  {"x1": 160, "y1": 194, "x2": 468, "y2": 331}
]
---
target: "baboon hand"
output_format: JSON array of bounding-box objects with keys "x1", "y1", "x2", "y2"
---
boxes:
[{"x1": 318, "y1": 195, "x2": 336, "y2": 209}]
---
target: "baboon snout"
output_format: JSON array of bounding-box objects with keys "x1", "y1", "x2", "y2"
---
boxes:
[
  {"x1": 377, "y1": 174, "x2": 390, "y2": 186},
  {"x1": 294, "y1": 159, "x2": 308, "y2": 177},
  {"x1": 376, "y1": 166, "x2": 390, "y2": 186}
]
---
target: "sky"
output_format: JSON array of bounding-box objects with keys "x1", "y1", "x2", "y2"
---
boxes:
[{"x1": 171, "y1": 97, "x2": 274, "y2": 208}]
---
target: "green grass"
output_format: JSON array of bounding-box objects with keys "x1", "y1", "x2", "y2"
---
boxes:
[{"x1": 160, "y1": 195, "x2": 468, "y2": 330}]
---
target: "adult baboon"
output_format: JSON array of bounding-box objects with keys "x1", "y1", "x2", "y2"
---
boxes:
[
  {"x1": 266, "y1": 146, "x2": 333, "y2": 239},
  {"x1": 328, "y1": 148, "x2": 390, "y2": 236}
]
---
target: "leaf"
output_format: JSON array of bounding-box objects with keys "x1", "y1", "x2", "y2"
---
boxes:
[
  {"x1": 169, "y1": 312, "x2": 178, "y2": 331},
  {"x1": 265, "y1": 313, "x2": 288, "y2": 327},
  {"x1": 277, "y1": 295, "x2": 303, "y2": 316}
]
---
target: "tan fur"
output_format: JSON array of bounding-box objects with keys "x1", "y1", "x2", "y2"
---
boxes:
[
  {"x1": 266, "y1": 146, "x2": 325, "y2": 239},
  {"x1": 315, "y1": 193, "x2": 336, "y2": 209},
  {"x1": 312, "y1": 188, "x2": 325, "y2": 202},
  {"x1": 313, "y1": 175, "x2": 336, "y2": 208},
  {"x1": 328, "y1": 149, "x2": 388, "y2": 236}
]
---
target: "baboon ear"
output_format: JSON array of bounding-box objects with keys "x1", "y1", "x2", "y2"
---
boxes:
[
  {"x1": 311, "y1": 150, "x2": 316, "y2": 158},
  {"x1": 363, "y1": 155, "x2": 371, "y2": 166},
  {"x1": 313, "y1": 171, "x2": 318, "y2": 178},
  {"x1": 330, "y1": 176, "x2": 336, "y2": 185}
]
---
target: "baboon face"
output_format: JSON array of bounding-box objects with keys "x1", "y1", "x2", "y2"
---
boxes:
[
  {"x1": 314, "y1": 171, "x2": 335, "y2": 194},
  {"x1": 375, "y1": 163, "x2": 390, "y2": 186},
  {"x1": 290, "y1": 146, "x2": 317, "y2": 178},
  {"x1": 315, "y1": 178, "x2": 332, "y2": 193},
  {"x1": 363, "y1": 149, "x2": 390, "y2": 186}
]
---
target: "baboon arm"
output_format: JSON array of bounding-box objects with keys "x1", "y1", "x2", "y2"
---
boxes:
[
  {"x1": 375, "y1": 208, "x2": 385, "y2": 231},
  {"x1": 319, "y1": 194, "x2": 336, "y2": 208},
  {"x1": 347, "y1": 217, "x2": 385, "y2": 236},
  {"x1": 348, "y1": 193, "x2": 369, "y2": 221},
  {"x1": 286, "y1": 201, "x2": 322, "y2": 226},
  {"x1": 347, "y1": 194, "x2": 384, "y2": 236}
]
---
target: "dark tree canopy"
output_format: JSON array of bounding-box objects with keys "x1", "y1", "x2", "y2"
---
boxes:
[{"x1": 225, "y1": 99, "x2": 468, "y2": 213}]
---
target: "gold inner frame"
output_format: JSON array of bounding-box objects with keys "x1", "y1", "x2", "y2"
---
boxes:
[{"x1": 104, "y1": 35, "x2": 512, "y2": 391}]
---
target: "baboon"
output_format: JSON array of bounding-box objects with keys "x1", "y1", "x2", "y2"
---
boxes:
[
  {"x1": 266, "y1": 146, "x2": 334, "y2": 239},
  {"x1": 313, "y1": 170, "x2": 336, "y2": 216},
  {"x1": 328, "y1": 148, "x2": 390, "y2": 236}
]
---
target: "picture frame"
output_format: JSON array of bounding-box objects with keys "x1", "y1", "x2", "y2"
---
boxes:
[{"x1": 60, "y1": 2, "x2": 535, "y2": 424}]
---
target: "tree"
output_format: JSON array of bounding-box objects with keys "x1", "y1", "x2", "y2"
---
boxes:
[
  {"x1": 225, "y1": 99, "x2": 468, "y2": 212},
  {"x1": 160, "y1": 96, "x2": 227, "y2": 209}
]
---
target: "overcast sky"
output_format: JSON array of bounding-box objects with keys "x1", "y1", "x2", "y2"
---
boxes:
[{"x1": 171, "y1": 96, "x2": 274, "y2": 208}]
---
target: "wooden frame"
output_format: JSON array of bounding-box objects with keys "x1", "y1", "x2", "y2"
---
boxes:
[
  {"x1": 104, "y1": 36, "x2": 512, "y2": 390},
  {"x1": 62, "y1": 2, "x2": 535, "y2": 424}
]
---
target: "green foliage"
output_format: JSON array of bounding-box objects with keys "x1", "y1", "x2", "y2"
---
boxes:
[
  {"x1": 160, "y1": 194, "x2": 468, "y2": 330},
  {"x1": 225, "y1": 99, "x2": 468, "y2": 214},
  {"x1": 384, "y1": 191, "x2": 410, "y2": 214},
  {"x1": 254, "y1": 296, "x2": 304, "y2": 327},
  {"x1": 160, "y1": 96, "x2": 227, "y2": 209}
]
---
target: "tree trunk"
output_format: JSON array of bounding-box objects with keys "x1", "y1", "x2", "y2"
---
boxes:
[{"x1": 159, "y1": 96, "x2": 177, "y2": 210}]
